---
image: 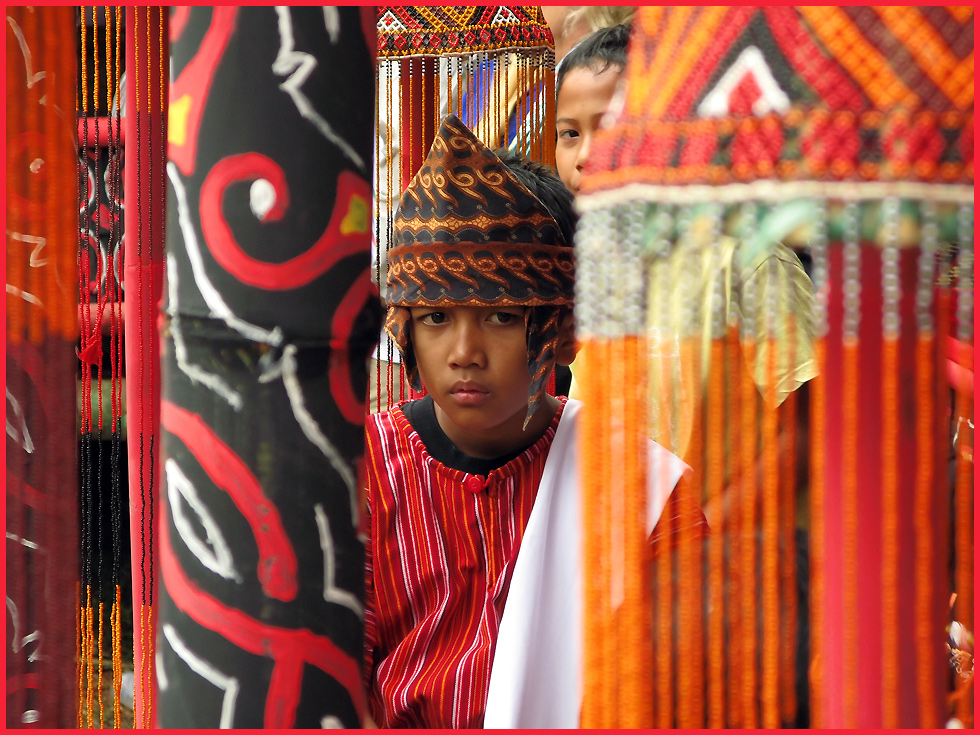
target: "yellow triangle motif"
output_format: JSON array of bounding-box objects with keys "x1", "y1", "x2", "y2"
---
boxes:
[{"x1": 168, "y1": 94, "x2": 192, "y2": 147}]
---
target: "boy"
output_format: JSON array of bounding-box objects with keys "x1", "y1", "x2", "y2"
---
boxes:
[
  {"x1": 362, "y1": 114, "x2": 698, "y2": 728},
  {"x1": 554, "y1": 23, "x2": 630, "y2": 194}
]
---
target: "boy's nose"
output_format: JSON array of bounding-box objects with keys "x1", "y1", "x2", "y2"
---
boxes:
[
  {"x1": 448, "y1": 323, "x2": 487, "y2": 368},
  {"x1": 575, "y1": 133, "x2": 592, "y2": 171}
]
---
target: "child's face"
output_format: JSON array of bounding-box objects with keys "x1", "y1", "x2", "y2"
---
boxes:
[
  {"x1": 555, "y1": 65, "x2": 623, "y2": 194},
  {"x1": 409, "y1": 304, "x2": 536, "y2": 458}
]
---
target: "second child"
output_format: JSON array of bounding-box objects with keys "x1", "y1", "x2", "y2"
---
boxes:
[{"x1": 554, "y1": 23, "x2": 631, "y2": 194}]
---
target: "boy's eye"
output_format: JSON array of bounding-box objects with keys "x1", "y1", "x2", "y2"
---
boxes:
[
  {"x1": 418, "y1": 312, "x2": 447, "y2": 326},
  {"x1": 558, "y1": 128, "x2": 580, "y2": 140},
  {"x1": 488, "y1": 311, "x2": 521, "y2": 325}
]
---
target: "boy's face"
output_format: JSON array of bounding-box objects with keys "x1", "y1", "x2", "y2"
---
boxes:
[
  {"x1": 409, "y1": 304, "x2": 538, "y2": 459},
  {"x1": 555, "y1": 65, "x2": 623, "y2": 194}
]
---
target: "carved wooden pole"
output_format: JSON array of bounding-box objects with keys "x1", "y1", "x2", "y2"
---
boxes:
[{"x1": 159, "y1": 7, "x2": 379, "y2": 727}]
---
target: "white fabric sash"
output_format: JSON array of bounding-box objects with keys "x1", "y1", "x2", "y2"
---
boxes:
[{"x1": 484, "y1": 398, "x2": 689, "y2": 728}]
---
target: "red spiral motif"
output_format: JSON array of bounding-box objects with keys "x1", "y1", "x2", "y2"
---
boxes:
[{"x1": 200, "y1": 154, "x2": 370, "y2": 290}]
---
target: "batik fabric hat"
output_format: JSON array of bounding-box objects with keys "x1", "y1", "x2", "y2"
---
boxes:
[{"x1": 385, "y1": 113, "x2": 575, "y2": 426}]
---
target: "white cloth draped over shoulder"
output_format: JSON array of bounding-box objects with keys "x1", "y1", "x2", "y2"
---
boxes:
[{"x1": 483, "y1": 398, "x2": 690, "y2": 728}]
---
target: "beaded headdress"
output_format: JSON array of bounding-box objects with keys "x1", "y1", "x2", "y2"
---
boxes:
[{"x1": 385, "y1": 113, "x2": 575, "y2": 425}]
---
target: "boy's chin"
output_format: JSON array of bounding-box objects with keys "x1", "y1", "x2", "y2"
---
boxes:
[{"x1": 435, "y1": 401, "x2": 528, "y2": 433}]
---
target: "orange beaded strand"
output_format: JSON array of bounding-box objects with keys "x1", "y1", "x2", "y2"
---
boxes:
[
  {"x1": 725, "y1": 324, "x2": 744, "y2": 727},
  {"x1": 808, "y1": 340, "x2": 827, "y2": 728},
  {"x1": 762, "y1": 337, "x2": 781, "y2": 729},
  {"x1": 76, "y1": 583, "x2": 83, "y2": 727},
  {"x1": 620, "y1": 336, "x2": 652, "y2": 727},
  {"x1": 676, "y1": 337, "x2": 703, "y2": 729},
  {"x1": 739, "y1": 338, "x2": 759, "y2": 728},
  {"x1": 913, "y1": 335, "x2": 937, "y2": 727},
  {"x1": 579, "y1": 341, "x2": 609, "y2": 727},
  {"x1": 779, "y1": 388, "x2": 798, "y2": 726},
  {"x1": 841, "y1": 336, "x2": 860, "y2": 728},
  {"x1": 706, "y1": 337, "x2": 726, "y2": 728},
  {"x1": 653, "y1": 337, "x2": 675, "y2": 729},
  {"x1": 85, "y1": 586, "x2": 95, "y2": 727},
  {"x1": 97, "y1": 600, "x2": 105, "y2": 728},
  {"x1": 880, "y1": 336, "x2": 900, "y2": 727},
  {"x1": 880, "y1": 199, "x2": 903, "y2": 727}
]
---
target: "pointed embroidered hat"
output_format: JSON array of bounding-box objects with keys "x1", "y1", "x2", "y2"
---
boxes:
[{"x1": 385, "y1": 113, "x2": 575, "y2": 425}]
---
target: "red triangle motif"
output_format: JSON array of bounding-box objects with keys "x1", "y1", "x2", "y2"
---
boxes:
[{"x1": 728, "y1": 73, "x2": 764, "y2": 116}]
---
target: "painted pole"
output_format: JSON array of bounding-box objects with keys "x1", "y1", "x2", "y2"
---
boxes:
[{"x1": 158, "y1": 7, "x2": 380, "y2": 727}]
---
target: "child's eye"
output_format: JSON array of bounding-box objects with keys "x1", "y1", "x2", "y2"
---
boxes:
[
  {"x1": 558, "y1": 128, "x2": 580, "y2": 140},
  {"x1": 489, "y1": 311, "x2": 521, "y2": 325},
  {"x1": 418, "y1": 312, "x2": 447, "y2": 326}
]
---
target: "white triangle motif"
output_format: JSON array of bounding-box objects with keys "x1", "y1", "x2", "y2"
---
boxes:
[
  {"x1": 491, "y1": 7, "x2": 521, "y2": 25},
  {"x1": 378, "y1": 9, "x2": 407, "y2": 32},
  {"x1": 697, "y1": 46, "x2": 791, "y2": 119}
]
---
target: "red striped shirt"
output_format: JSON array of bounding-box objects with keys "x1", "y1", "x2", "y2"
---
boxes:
[
  {"x1": 362, "y1": 399, "x2": 706, "y2": 727},
  {"x1": 363, "y1": 401, "x2": 564, "y2": 728}
]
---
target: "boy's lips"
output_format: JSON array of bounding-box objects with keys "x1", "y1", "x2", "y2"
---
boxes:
[{"x1": 449, "y1": 381, "x2": 490, "y2": 406}]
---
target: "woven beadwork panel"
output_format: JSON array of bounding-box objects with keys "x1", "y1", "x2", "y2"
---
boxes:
[
  {"x1": 377, "y1": 6, "x2": 551, "y2": 59},
  {"x1": 575, "y1": 6, "x2": 972, "y2": 729},
  {"x1": 582, "y1": 6, "x2": 973, "y2": 197}
]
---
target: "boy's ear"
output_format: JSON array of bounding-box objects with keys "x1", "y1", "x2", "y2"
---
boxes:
[{"x1": 554, "y1": 312, "x2": 578, "y2": 366}]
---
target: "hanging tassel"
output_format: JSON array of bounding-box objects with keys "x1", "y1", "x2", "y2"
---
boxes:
[
  {"x1": 677, "y1": 333, "x2": 703, "y2": 729},
  {"x1": 913, "y1": 201, "x2": 939, "y2": 728},
  {"x1": 880, "y1": 199, "x2": 902, "y2": 728},
  {"x1": 762, "y1": 329, "x2": 781, "y2": 727},
  {"x1": 739, "y1": 337, "x2": 759, "y2": 728},
  {"x1": 779, "y1": 386, "x2": 798, "y2": 726}
]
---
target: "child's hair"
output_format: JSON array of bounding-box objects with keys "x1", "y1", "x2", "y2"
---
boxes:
[
  {"x1": 556, "y1": 22, "x2": 631, "y2": 95},
  {"x1": 561, "y1": 6, "x2": 636, "y2": 39},
  {"x1": 493, "y1": 148, "x2": 578, "y2": 247}
]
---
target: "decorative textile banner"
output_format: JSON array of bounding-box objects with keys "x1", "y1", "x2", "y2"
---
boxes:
[
  {"x1": 583, "y1": 6, "x2": 973, "y2": 195},
  {"x1": 160, "y1": 7, "x2": 380, "y2": 727},
  {"x1": 5, "y1": 6, "x2": 80, "y2": 728},
  {"x1": 377, "y1": 6, "x2": 551, "y2": 58},
  {"x1": 576, "y1": 5, "x2": 972, "y2": 729}
]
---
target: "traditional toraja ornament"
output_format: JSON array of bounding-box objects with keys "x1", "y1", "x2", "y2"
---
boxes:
[
  {"x1": 372, "y1": 7, "x2": 556, "y2": 412},
  {"x1": 385, "y1": 114, "x2": 574, "y2": 426},
  {"x1": 377, "y1": 6, "x2": 551, "y2": 58},
  {"x1": 584, "y1": 7, "x2": 973, "y2": 195},
  {"x1": 6, "y1": 7, "x2": 80, "y2": 728},
  {"x1": 575, "y1": 6, "x2": 972, "y2": 729},
  {"x1": 160, "y1": 7, "x2": 379, "y2": 727}
]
